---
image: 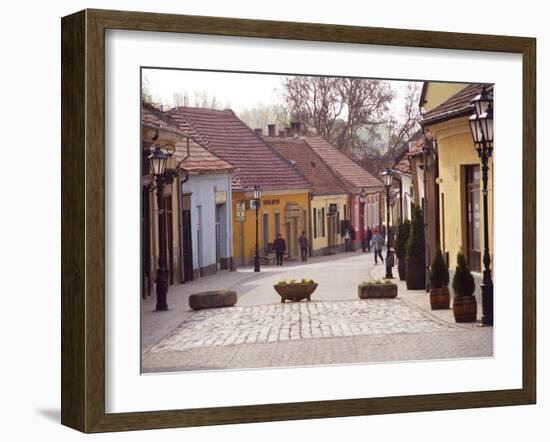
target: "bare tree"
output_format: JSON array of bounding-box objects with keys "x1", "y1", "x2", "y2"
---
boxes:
[
  {"x1": 282, "y1": 76, "x2": 393, "y2": 152},
  {"x1": 237, "y1": 103, "x2": 289, "y2": 132}
]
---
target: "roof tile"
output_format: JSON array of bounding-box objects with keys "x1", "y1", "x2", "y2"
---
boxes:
[
  {"x1": 169, "y1": 107, "x2": 311, "y2": 191},
  {"x1": 303, "y1": 137, "x2": 383, "y2": 191}
]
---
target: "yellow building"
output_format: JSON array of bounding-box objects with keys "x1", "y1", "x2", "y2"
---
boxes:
[
  {"x1": 421, "y1": 84, "x2": 494, "y2": 271},
  {"x1": 232, "y1": 190, "x2": 310, "y2": 264}
]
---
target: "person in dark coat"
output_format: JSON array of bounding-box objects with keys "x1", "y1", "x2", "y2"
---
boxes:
[
  {"x1": 298, "y1": 231, "x2": 309, "y2": 262},
  {"x1": 349, "y1": 225, "x2": 356, "y2": 251},
  {"x1": 366, "y1": 226, "x2": 373, "y2": 252},
  {"x1": 273, "y1": 233, "x2": 286, "y2": 266}
]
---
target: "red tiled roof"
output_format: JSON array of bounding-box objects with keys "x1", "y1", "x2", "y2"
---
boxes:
[
  {"x1": 421, "y1": 84, "x2": 493, "y2": 126},
  {"x1": 264, "y1": 137, "x2": 348, "y2": 196},
  {"x1": 173, "y1": 139, "x2": 234, "y2": 174},
  {"x1": 142, "y1": 103, "x2": 185, "y2": 138},
  {"x1": 169, "y1": 107, "x2": 311, "y2": 192},
  {"x1": 393, "y1": 149, "x2": 412, "y2": 174},
  {"x1": 303, "y1": 137, "x2": 383, "y2": 191},
  {"x1": 142, "y1": 103, "x2": 233, "y2": 175}
]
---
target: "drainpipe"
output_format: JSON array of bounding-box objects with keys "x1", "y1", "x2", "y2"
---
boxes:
[
  {"x1": 422, "y1": 137, "x2": 430, "y2": 292},
  {"x1": 176, "y1": 137, "x2": 191, "y2": 283}
]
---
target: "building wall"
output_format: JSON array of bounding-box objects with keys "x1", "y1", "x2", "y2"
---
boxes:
[
  {"x1": 423, "y1": 82, "x2": 468, "y2": 111},
  {"x1": 232, "y1": 189, "x2": 310, "y2": 266},
  {"x1": 431, "y1": 117, "x2": 494, "y2": 270},
  {"x1": 310, "y1": 194, "x2": 348, "y2": 254},
  {"x1": 183, "y1": 173, "x2": 233, "y2": 276}
]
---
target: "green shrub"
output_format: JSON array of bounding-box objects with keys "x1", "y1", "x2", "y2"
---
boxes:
[
  {"x1": 395, "y1": 220, "x2": 411, "y2": 260},
  {"x1": 277, "y1": 280, "x2": 287, "y2": 285},
  {"x1": 429, "y1": 249, "x2": 449, "y2": 289},
  {"x1": 452, "y1": 252, "x2": 475, "y2": 297},
  {"x1": 406, "y1": 206, "x2": 425, "y2": 265}
]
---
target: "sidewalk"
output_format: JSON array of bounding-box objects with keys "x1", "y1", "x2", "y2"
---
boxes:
[{"x1": 368, "y1": 260, "x2": 487, "y2": 330}]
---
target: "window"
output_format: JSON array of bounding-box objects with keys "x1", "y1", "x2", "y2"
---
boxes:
[
  {"x1": 313, "y1": 208, "x2": 317, "y2": 238},
  {"x1": 274, "y1": 212, "x2": 280, "y2": 237},
  {"x1": 321, "y1": 208, "x2": 326, "y2": 237}
]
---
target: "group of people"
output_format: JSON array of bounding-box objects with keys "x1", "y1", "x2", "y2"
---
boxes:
[
  {"x1": 271, "y1": 225, "x2": 387, "y2": 267},
  {"x1": 272, "y1": 231, "x2": 310, "y2": 266}
]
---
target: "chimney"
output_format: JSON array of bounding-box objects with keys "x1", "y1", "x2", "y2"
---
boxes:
[
  {"x1": 278, "y1": 130, "x2": 287, "y2": 137},
  {"x1": 291, "y1": 121, "x2": 301, "y2": 136},
  {"x1": 267, "y1": 124, "x2": 276, "y2": 137},
  {"x1": 254, "y1": 128, "x2": 263, "y2": 136}
]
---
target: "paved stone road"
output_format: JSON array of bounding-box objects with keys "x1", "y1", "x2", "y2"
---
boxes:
[
  {"x1": 149, "y1": 299, "x2": 457, "y2": 353},
  {"x1": 141, "y1": 249, "x2": 493, "y2": 373}
]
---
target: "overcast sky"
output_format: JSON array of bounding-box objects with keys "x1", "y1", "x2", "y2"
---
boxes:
[{"x1": 142, "y1": 68, "x2": 421, "y2": 115}]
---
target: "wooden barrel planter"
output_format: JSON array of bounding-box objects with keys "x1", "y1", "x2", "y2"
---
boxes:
[
  {"x1": 274, "y1": 283, "x2": 318, "y2": 303},
  {"x1": 452, "y1": 295, "x2": 477, "y2": 322},
  {"x1": 406, "y1": 260, "x2": 425, "y2": 290},
  {"x1": 358, "y1": 283, "x2": 398, "y2": 299},
  {"x1": 430, "y1": 287, "x2": 450, "y2": 310}
]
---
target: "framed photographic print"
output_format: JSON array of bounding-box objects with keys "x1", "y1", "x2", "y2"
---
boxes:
[{"x1": 61, "y1": 8, "x2": 536, "y2": 433}]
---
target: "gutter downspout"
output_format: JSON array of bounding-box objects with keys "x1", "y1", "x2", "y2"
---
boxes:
[{"x1": 176, "y1": 137, "x2": 190, "y2": 283}]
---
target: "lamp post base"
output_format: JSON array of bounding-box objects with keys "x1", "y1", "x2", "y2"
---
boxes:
[
  {"x1": 481, "y1": 282, "x2": 493, "y2": 326},
  {"x1": 155, "y1": 273, "x2": 169, "y2": 311},
  {"x1": 254, "y1": 255, "x2": 261, "y2": 272}
]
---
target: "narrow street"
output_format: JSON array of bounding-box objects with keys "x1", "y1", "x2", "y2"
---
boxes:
[{"x1": 141, "y1": 250, "x2": 493, "y2": 373}]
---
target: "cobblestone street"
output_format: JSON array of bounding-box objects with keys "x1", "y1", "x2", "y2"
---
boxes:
[
  {"x1": 149, "y1": 300, "x2": 456, "y2": 352},
  {"x1": 141, "y1": 249, "x2": 493, "y2": 373}
]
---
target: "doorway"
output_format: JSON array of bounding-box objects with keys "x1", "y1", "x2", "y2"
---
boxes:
[
  {"x1": 181, "y1": 194, "x2": 193, "y2": 282},
  {"x1": 465, "y1": 165, "x2": 481, "y2": 271}
]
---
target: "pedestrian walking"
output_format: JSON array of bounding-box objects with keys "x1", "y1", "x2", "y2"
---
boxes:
[
  {"x1": 273, "y1": 233, "x2": 286, "y2": 266},
  {"x1": 344, "y1": 228, "x2": 351, "y2": 252},
  {"x1": 298, "y1": 231, "x2": 309, "y2": 262},
  {"x1": 372, "y1": 228, "x2": 384, "y2": 264},
  {"x1": 366, "y1": 226, "x2": 373, "y2": 252},
  {"x1": 349, "y1": 225, "x2": 356, "y2": 251}
]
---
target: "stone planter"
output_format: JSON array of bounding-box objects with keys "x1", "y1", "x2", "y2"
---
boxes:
[
  {"x1": 274, "y1": 283, "x2": 318, "y2": 303},
  {"x1": 429, "y1": 287, "x2": 450, "y2": 310},
  {"x1": 452, "y1": 295, "x2": 477, "y2": 322},
  {"x1": 189, "y1": 290, "x2": 237, "y2": 310},
  {"x1": 397, "y1": 257, "x2": 406, "y2": 281},
  {"x1": 406, "y1": 259, "x2": 425, "y2": 290},
  {"x1": 358, "y1": 283, "x2": 398, "y2": 299}
]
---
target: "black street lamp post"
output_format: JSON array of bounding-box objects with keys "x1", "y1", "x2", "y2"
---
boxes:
[
  {"x1": 381, "y1": 168, "x2": 395, "y2": 279},
  {"x1": 253, "y1": 185, "x2": 262, "y2": 272},
  {"x1": 468, "y1": 85, "x2": 494, "y2": 326},
  {"x1": 148, "y1": 145, "x2": 172, "y2": 311},
  {"x1": 359, "y1": 189, "x2": 367, "y2": 252}
]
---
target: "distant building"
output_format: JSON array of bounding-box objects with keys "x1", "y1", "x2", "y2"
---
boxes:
[
  {"x1": 264, "y1": 132, "x2": 349, "y2": 256},
  {"x1": 391, "y1": 131, "x2": 420, "y2": 222},
  {"x1": 170, "y1": 108, "x2": 311, "y2": 265},
  {"x1": 303, "y1": 136, "x2": 384, "y2": 244}
]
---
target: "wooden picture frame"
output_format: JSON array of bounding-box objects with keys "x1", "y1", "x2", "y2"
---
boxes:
[{"x1": 61, "y1": 8, "x2": 536, "y2": 433}]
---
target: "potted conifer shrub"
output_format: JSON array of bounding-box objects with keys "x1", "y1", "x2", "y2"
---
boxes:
[
  {"x1": 429, "y1": 249, "x2": 450, "y2": 309},
  {"x1": 451, "y1": 252, "x2": 477, "y2": 322},
  {"x1": 395, "y1": 220, "x2": 410, "y2": 281},
  {"x1": 405, "y1": 206, "x2": 425, "y2": 290}
]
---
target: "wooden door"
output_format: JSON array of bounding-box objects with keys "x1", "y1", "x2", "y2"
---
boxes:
[{"x1": 181, "y1": 194, "x2": 193, "y2": 282}]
